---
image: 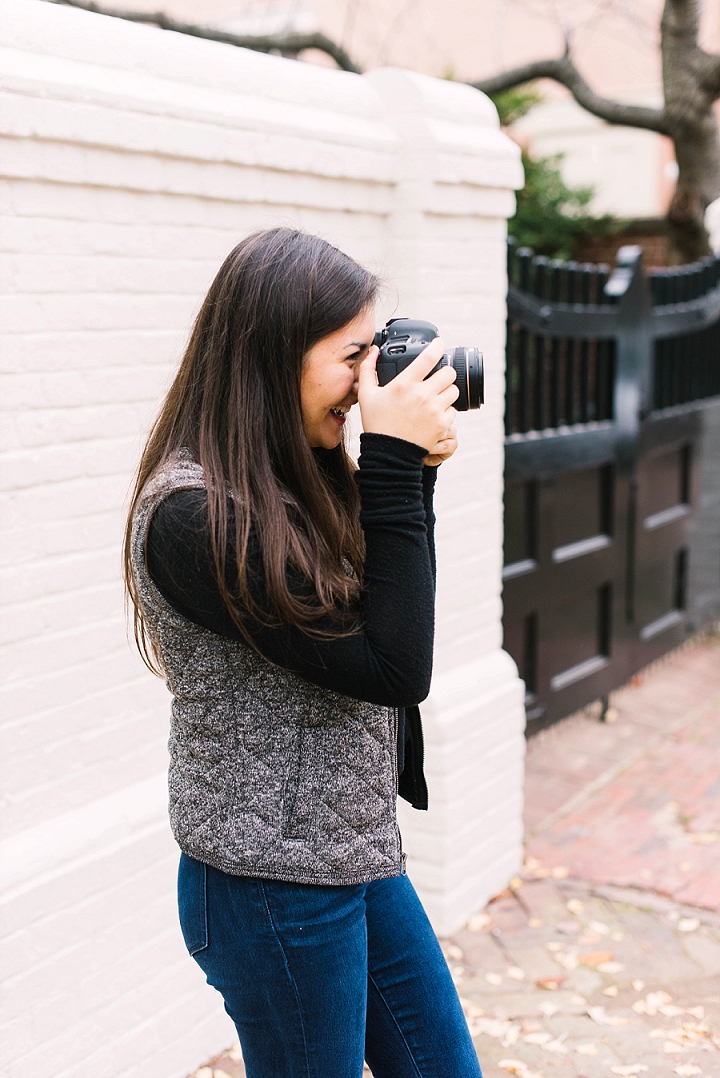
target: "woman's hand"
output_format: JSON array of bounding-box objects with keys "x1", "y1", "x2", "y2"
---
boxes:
[
  {"x1": 423, "y1": 425, "x2": 458, "y2": 467},
  {"x1": 356, "y1": 339, "x2": 459, "y2": 452}
]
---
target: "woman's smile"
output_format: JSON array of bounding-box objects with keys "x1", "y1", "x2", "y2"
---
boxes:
[{"x1": 301, "y1": 306, "x2": 376, "y2": 449}]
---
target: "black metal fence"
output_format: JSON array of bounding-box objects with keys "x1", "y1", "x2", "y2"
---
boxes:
[{"x1": 503, "y1": 241, "x2": 720, "y2": 734}]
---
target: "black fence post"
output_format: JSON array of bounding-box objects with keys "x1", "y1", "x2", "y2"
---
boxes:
[{"x1": 605, "y1": 246, "x2": 653, "y2": 467}]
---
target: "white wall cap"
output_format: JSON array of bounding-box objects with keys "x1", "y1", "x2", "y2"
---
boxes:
[
  {"x1": 0, "y1": 45, "x2": 395, "y2": 160},
  {"x1": 365, "y1": 67, "x2": 499, "y2": 128},
  {"x1": 366, "y1": 68, "x2": 523, "y2": 188},
  {"x1": 0, "y1": 0, "x2": 378, "y2": 118}
]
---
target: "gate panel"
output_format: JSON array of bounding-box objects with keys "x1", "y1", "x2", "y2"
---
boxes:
[{"x1": 503, "y1": 243, "x2": 720, "y2": 735}]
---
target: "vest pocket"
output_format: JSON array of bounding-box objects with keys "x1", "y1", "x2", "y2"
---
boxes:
[
  {"x1": 177, "y1": 852, "x2": 209, "y2": 955},
  {"x1": 281, "y1": 726, "x2": 320, "y2": 839}
]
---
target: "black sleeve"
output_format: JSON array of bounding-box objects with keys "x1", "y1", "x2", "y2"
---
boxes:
[
  {"x1": 146, "y1": 434, "x2": 435, "y2": 707},
  {"x1": 422, "y1": 465, "x2": 437, "y2": 586}
]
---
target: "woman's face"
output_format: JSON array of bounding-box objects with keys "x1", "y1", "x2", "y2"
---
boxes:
[{"x1": 301, "y1": 306, "x2": 376, "y2": 449}]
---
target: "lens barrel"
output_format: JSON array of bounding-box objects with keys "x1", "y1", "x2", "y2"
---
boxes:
[{"x1": 446, "y1": 347, "x2": 483, "y2": 411}]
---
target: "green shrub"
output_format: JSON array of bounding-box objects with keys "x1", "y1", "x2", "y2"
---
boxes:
[{"x1": 491, "y1": 84, "x2": 617, "y2": 260}]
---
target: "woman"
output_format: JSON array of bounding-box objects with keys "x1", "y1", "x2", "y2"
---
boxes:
[{"x1": 124, "y1": 228, "x2": 482, "y2": 1078}]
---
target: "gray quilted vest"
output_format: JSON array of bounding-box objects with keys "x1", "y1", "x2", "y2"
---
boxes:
[{"x1": 131, "y1": 453, "x2": 403, "y2": 886}]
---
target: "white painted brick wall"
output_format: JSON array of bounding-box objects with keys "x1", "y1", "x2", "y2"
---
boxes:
[{"x1": 0, "y1": 2, "x2": 524, "y2": 1075}]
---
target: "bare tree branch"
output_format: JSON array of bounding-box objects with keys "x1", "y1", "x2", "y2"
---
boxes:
[
  {"x1": 471, "y1": 53, "x2": 670, "y2": 134},
  {"x1": 49, "y1": 0, "x2": 363, "y2": 73}
]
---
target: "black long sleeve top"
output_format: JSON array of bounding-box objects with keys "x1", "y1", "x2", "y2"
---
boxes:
[{"x1": 146, "y1": 433, "x2": 435, "y2": 808}]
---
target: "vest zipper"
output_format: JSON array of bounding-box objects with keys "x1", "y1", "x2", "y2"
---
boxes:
[{"x1": 393, "y1": 707, "x2": 406, "y2": 875}]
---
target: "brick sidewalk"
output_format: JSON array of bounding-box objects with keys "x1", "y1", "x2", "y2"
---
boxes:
[
  {"x1": 190, "y1": 633, "x2": 720, "y2": 1078},
  {"x1": 524, "y1": 636, "x2": 720, "y2": 910}
]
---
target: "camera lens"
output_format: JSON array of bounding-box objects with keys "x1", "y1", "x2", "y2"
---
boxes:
[{"x1": 447, "y1": 347, "x2": 484, "y2": 411}]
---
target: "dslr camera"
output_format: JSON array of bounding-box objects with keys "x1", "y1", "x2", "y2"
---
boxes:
[{"x1": 373, "y1": 318, "x2": 484, "y2": 411}]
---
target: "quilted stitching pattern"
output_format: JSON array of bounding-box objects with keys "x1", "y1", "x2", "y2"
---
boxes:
[{"x1": 131, "y1": 454, "x2": 402, "y2": 885}]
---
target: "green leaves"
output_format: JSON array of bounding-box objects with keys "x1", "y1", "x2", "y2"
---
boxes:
[{"x1": 509, "y1": 149, "x2": 617, "y2": 260}]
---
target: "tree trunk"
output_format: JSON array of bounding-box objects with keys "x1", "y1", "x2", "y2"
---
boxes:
[{"x1": 662, "y1": 0, "x2": 720, "y2": 263}]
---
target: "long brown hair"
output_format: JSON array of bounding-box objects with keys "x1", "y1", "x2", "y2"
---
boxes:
[{"x1": 123, "y1": 228, "x2": 379, "y2": 672}]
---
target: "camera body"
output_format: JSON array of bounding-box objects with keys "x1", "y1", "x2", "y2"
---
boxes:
[{"x1": 373, "y1": 318, "x2": 484, "y2": 412}]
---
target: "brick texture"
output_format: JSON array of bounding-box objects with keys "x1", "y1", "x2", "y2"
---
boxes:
[{"x1": 0, "y1": 4, "x2": 523, "y2": 1075}]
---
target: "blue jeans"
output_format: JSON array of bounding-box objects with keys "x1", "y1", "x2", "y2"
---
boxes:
[{"x1": 178, "y1": 854, "x2": 482, "y2": 1078}]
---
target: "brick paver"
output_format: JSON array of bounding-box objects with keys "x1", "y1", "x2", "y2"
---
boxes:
[
  {"x1": 189, "y1": 634, "x2": 720, "y2": 1078},
  {"x1": 525, "y1": 638, "x2": 720, "y2": 910}
]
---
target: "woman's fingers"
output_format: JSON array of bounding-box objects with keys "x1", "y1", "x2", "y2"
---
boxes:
[
  {"x1": 437, "y1": 382, "x2": 460, "y2": 408},
  {"x1": 395, "y1": 338, "x2": 446, "y2": 382}
]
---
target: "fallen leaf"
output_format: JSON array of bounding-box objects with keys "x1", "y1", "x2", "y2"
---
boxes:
[
  {"x1": 543, "y1": 1036, "x2": 569, "y2": 1054},
  {"x1": 610, "y1": 1067, "x2": 649, "y2": 1076},
  {"x1": 498, "y1": 1060, "x2": 543, "y2": 1078},
  {"x1": 445, "y1": 944, "x2": 464, "y2": 961},
  {"x1": 678, "y1": 918, "x2": 700, "y2": 933},
  {"x1": 551, "y1": 865, "x2": 569, "y2": 878},
  {"x1": 536, "y1": 976, "x2": 565, "y2": 990},
  {"x1": 664, "y1": 1041, "x2": 685, "y2": 1054},
  {"x1": 589, "y1": 920, "x2": 610, "y2": 935},
  {"x1": 633, "y1": 991, "x2": 673, "y2": 1015},
  {"x1": 509, "y1": 876, "x2": 523, "y2": 890},
  {"x1": 546, "y1": 942, "x2": 563, "y2": 952},
  {"x1": 555, "y1": 951, "x2": 579, "y2": 971},
  {"x1": 587, "y1": 1006, "x2": 629, "y2": 1026},
  {"x1": 227, "y1": 1043, "x2": 243, "y2": 1062},
  {"x1": 467, "y1": 1016, "x2": 518, "y2": 1040},
  {"x1": 213, "y1": 1071, "x2": 234, "y2": 1078},
  {"x1": 603, "y1": 985, "x2": 619, "y2": 997},
  {"x1": 659, "y1": 1005, "x2": 685, "y2": 1017},
  {"x1": 632, "y1": 980, "x2": 645, "y2": 991},
  {"x1": 507, "y1": 966, "x2": 526, "y2": 981},
  {"x1": 467, "y1": 912, "x2": 491, "y2": 931},
  {"x1": 674, "y1": 1066, "x2": 702, "y2": 1076},
  {"x1": 195, "y1": 1071, "x2": 213, "y2": 1078},
  {"x1": 538, "y1": 1001, "x2": 559, "y2": 1017},
  {"x1": 685, "y1": 1006, "x2": 705, "y2": 1018},
  {"x1": 579, "y1": 951, "x2": 614, "y2": 967},
  {"x1": 598, "y1": 961, "x2": 625, "y2": 974},
  {"x1": 566, "y1": 899, "x2": 584, "y2": 914},
  {"x1": 575, "y1": 1042, "x2": 599, "y2": 1055},
  {"x1": 523, "y1": 1031, "x2": 553, "y2": 1045},
  {"x1": 485, "y1": 972, "x2": 502, "y2": 985}
]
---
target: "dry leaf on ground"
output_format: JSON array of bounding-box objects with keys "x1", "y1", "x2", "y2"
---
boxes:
[
  {"x1": 498, "y1": 1059, "x2": 543, "y2": 1078},
  {"x1": 578, "y1": 951, "x2": 614, "y2": 967},
  {"x1": 587, "y1": 1006, "x2": 629, "y2": 1026}
]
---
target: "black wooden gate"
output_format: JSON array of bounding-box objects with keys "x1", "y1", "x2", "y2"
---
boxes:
[{"x1": 502, "y1": 243, "x2": 720, "y2": 735}]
